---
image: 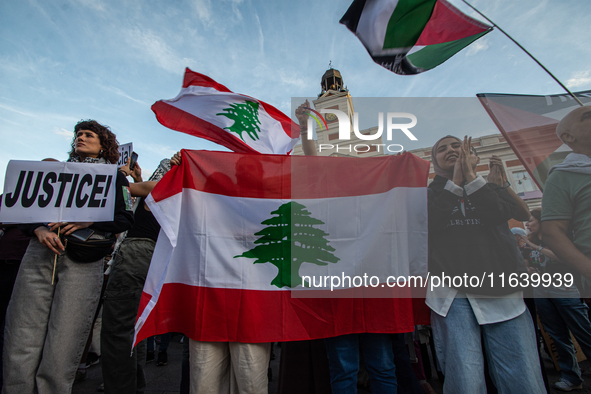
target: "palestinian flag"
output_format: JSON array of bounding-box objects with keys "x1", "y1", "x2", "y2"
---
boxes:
[
  {"x1": 134, "y1": 150, "x2": 430, "y2": 344},
  {"x1": 478, "y1": 90, "x2": 591, "y2": 190},
  {"x1": 152, "y1": 68, "x2": 298, "y2": 154},
  {"x1": 340, "y1": 0, "x2": 492, "y2": 75}
]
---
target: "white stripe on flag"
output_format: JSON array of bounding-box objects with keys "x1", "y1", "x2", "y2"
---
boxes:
[
  {"x1": 406, "y1": 45, "x2": 425, "y2": 56},
  {"x1": 147, "y1": 187, "x2": 427, "y2": 291},
  {"x1": 133, "y1": 229, "x2": 173, "y2": 346},
  {"x1": 356, "y1": 0, "x2": 412, "y2": 56}
]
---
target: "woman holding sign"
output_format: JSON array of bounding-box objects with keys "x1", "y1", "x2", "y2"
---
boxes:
[{"x1": 3, "y1": 120, "x2": 134, "y2": 394}]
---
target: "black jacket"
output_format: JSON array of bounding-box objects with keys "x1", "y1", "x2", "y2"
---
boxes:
[{"x1": 428, "y1": 175, "x2": 520, "y2": 295}]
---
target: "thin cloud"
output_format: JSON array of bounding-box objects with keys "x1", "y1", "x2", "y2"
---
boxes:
[
  {"x1": 194, "y1": 0, "x2": 213, "y2": 25},
  {"x1": 0, "y1": 102, "x2": 79, "y2": 123},
  {"x1": 101, "y1": 85, "x2": 150, "y2": 106},
  {"x1": 26, "y1": 0, "x2": 60, "y2": 29},
  {"x1": 0, "y1": 116, "x2": 24, "y2": 128},
  {"x1": 73, "y1": 0, "x2": 106, "y2": 12},
  {"x1": 465, "y1": 38, "x2": 489, "y2": 57},
  {"x1": 124, "y1": 28, "x2": 194, "y2": 74},
  {"x1": 521, "y1": 0, "x2": 549, "y2": 21},
  {"x1": 566, "y1": 71, "x2": 591, "y2": 88},
  {"x1": 253, "y1": 11, "x2": 265, "y2": 56},
  {"x1": 279, "y1": 72, "x2": 308, "y2": 89},
  {"x1": 26, "y1": 0, "x2": 72, "y2": 44},
  {"x1": 230, "y1": 0, "x2": 244, "y2": 20},
  {"x1": 0, "y1": 53, "x2": 62, "y2": 80},
  {"x1": 0, "y1": 103, "x2": 36, "y2": 118},
  {"x1": 135, "y1": 142, "x2": 177, "y2": 161},
  {"x1": 54, "y1": 127, "x2": 72, "y2": 139}
]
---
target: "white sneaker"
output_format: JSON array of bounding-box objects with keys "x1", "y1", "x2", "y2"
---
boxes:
[{"x1": 555, "y1": 379, "x2": 583, "y2": 391}]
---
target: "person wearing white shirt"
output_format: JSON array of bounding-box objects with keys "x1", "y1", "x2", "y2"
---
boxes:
[{"x1": 426, "y1": 135, "x2": 545, "y2": 393}]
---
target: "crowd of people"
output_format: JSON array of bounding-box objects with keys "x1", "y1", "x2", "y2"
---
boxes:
[{"x1": 0, "y1": 105, "x2": 590, "y2": 394}]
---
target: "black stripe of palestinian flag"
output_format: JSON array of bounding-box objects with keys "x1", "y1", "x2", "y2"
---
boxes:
[{"x1": 340, "y1": 0, "x2": 492, "y2": 75}]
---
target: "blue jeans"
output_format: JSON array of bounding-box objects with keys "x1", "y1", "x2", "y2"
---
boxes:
[
  {"x1": 431, "y1": 297, "x2": 546, "y2": 394},
  {"x1": 535, "y1": 287, "x2": 591, "y2": 386},
  {"x1": 147, "y1": 332, "x2": 171, "y2": 353},
  {"x1": 324, "y1": 333, "x2": 397, "y2": 394}
]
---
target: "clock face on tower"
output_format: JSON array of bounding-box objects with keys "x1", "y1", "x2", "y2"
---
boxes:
[{"x1": 325, "y1": 112, "x2": 338, "y2": 122}]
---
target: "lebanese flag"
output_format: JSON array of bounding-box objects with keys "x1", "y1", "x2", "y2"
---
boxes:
[
  {"x1": 478, "y1": 90, "x2": 591, "y2": 190},
  {"x1": 340, "y1": 0, "x2": 492, "y2": 75},
  {"x1": 151, "y1": 68, "x2": 298, "y2": 154},
  {"x1": 134, "y1": 150, "x2": 430, "y2": 344}
]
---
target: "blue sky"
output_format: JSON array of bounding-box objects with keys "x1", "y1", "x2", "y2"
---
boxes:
[{"x1": 1, "y1": 0, "x2": 590, "y2": 191}]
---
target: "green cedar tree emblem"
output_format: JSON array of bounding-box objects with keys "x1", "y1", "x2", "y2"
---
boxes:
[
  {"x1": 234, "y1": 201, "x2": 340, "y2": 288},
  {"x1": 216, "y1": 100, "x2": 262, "y2": 142}
]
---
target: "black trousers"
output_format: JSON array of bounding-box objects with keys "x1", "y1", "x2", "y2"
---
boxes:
[{"x1": 101, "y1": 238, "x2": 155, "y2": 394}]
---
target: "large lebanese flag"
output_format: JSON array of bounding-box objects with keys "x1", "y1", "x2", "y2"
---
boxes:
[
  {"x1": 152, "y1": 68, "x2": 298, "y2": 154},
  {"x1": 478, "y1": 90, "x2": 591, "y2": 190},
  {"x1": 134, "y1": 150, "x2": 430, "y2": 344},
  {"x1": 340, "y1": 0, "x2": 492, "y2": 75}
]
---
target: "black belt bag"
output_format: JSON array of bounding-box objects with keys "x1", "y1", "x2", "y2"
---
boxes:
[{"x1": 65, "y1": 236, "x2": 115, "y2": 263}]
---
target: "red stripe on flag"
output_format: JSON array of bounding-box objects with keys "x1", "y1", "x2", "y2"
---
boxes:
[
  {"x1": 150, "y1": 150, "x2": 430, "y2": 202},
  {"x1": 151, "y1": 101, "x2": 259, "y2": 154},
  {"x1": 416, "y1": 0, "x2": 490, "y2": 46},
  {"x1": 135, "y1": 284, "x2": 430, "y2": 344},
  {"x1": 182, "y1": 68, "x2": 232, "y2": 92}
]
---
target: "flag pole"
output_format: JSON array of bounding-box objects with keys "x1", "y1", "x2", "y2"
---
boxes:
[{"x1": 461, "y1": 0, "x2": 584, "y2": 106}]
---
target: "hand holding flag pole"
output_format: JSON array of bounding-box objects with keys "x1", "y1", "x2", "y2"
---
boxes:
[
  {"x1": 294, "y1": 100, "x2": 320, "y2": 156},
  {"x1": 298, "y1": 104, "x2": 329, "y2": 139},
  {"x1": 52, "y1": 226, "x2": 60, "y2": 285},
  {"x1": 461, "y1": 0, "x2": 584, "y2": 107}
]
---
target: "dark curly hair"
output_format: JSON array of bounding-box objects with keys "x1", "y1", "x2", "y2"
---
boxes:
[{"x1": 69, "y1": 120, "x2": 120, "y2": 164}]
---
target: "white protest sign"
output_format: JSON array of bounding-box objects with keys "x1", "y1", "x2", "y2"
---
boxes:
[
  {"x1": 117, "y1": 143, "x2": 133, "y2": 167},
  {"x1": 0, "y1": 161, "x2": 118, "y2": 224}
]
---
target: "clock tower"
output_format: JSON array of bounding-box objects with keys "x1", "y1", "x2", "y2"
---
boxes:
[
  {"x1": 312, "y1": 67, "x2": 354, "y2": 155},
  {"x1": 293, "y1": 66, "x2": 384, "y2": 157}
]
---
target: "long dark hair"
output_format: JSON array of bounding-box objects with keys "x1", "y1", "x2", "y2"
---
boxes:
[
  {"x1": 527, "y1": 208, "x2": 542, "y2": 245},
  {"x1": 69, "y1": 120, "x2": 120, "y2": 164}
]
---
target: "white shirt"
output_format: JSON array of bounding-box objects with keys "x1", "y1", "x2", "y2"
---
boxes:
[{"x1": 426, "y1": 284, "x2": 526, "y2": 325}]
